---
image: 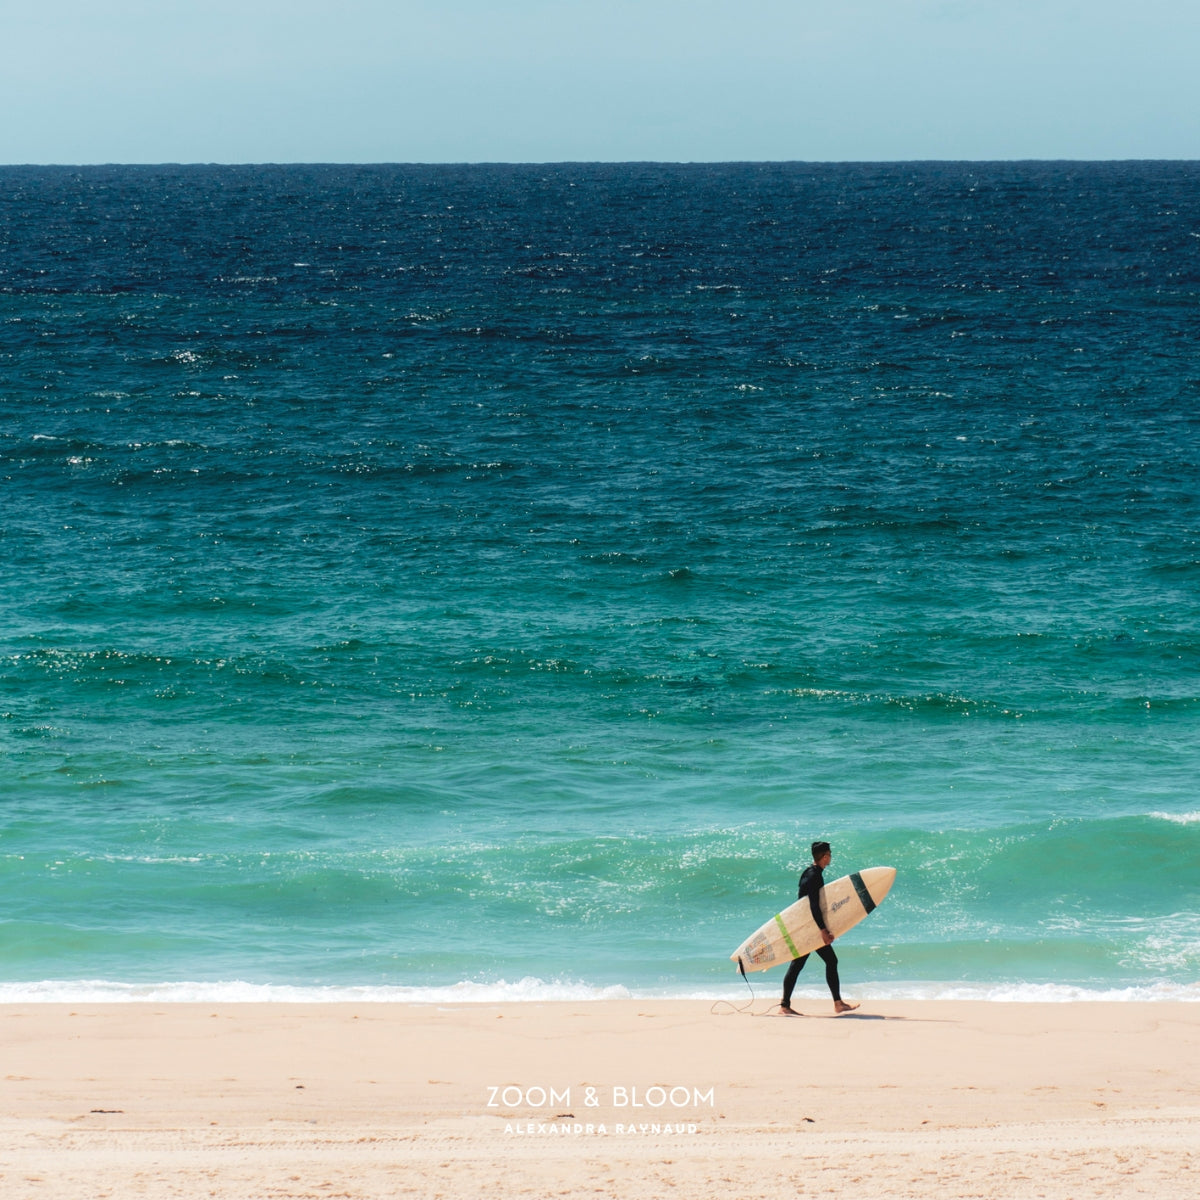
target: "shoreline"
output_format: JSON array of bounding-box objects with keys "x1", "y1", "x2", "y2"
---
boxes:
[
  {"x1": 1, "y1": 998, "x2": 1197, "y2": 1198},
  {"x1": 1, "y1": 979, "x2": 1198, "y2": 1004}
]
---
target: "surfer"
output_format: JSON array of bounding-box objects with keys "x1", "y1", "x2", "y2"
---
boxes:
[{"x1": 779, "y1": 841, "x2": 859, "y2": 1015}]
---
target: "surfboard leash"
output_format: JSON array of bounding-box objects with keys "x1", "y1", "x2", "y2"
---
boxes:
[{"x1": 709, "y1": 955, "x2": 757, "y2": 1015}]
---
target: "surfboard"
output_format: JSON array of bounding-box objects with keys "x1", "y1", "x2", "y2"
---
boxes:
[{"x1": 730, "y1": 866, "x2": 896, "y2": 973}]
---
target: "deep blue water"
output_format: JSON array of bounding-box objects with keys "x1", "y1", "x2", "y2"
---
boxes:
[{"x1": 2, "y1": 162, "x2": 1198, "y2": 1000}]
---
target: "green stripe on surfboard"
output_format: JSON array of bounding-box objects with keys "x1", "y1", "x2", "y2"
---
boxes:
[
  {"x1": 773, "y1": 912, "x2": 801, "y2": 959},
  {"x1": 850, "y1": 871, "x2": 876, "y2": 914}
]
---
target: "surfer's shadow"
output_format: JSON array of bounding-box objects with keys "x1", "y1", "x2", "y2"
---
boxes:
[{"x1": 836, "y1": 1013, "x2": 952, "y2": 1023}]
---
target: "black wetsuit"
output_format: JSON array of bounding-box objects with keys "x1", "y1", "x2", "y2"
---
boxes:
[{"x1": 781, "y1": 863, "x2": 843, "y2": 1006}]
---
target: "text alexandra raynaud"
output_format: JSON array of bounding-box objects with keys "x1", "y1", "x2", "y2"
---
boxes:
[{"x1": 485, "y1": 1084, "x2": 715, "y2": 1109}]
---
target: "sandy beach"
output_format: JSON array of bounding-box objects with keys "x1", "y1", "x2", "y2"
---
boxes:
[{"x1": 0, "y1": 998, "x2": 1196, "y2": 1198}]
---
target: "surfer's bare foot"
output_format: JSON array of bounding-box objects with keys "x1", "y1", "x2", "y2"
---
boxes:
[
  {"x1": 778, "y1": 1003, "x2": 801, "y2": 1016},
  {"x1": 834, "y1": 1000, "x2": 859, "y2": 1014}
]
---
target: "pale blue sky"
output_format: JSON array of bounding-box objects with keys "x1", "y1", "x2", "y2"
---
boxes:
[{"x1": 3, "y1": 1, "x2": 1198, "y2": 162}]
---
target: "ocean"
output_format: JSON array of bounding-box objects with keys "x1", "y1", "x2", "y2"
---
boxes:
[{"x1": 1, "y1": 161, "x2": 1198, "y2": 1003}]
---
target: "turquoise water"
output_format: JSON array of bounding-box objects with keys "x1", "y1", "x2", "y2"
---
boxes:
[{"x1": 1, "y1": 163, "x2": 1198, "y2": 1000}]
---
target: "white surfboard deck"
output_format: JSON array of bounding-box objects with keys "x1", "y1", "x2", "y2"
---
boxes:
[{"x1": 730, "y1": 866, "x2": 896, "y2": 973}]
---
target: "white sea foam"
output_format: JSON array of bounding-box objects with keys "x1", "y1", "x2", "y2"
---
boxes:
[
  {"x1": 0, "y1": 977, "x2": 634, "y2": 1005},
  {"x1": 1149, "y1": 810, "x2": 1200, "y2": 825},
  {"x1": 766, "y1": 980, "x2": 1200, "y2": 1003},
  {"x1": 0, "y1": 978, "x2": 1196, "y2": 1004}
]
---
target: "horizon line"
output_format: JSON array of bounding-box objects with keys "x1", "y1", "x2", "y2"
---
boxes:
[{"x1": 3, "y1": 156, "x2": 1200, "y2": 170}]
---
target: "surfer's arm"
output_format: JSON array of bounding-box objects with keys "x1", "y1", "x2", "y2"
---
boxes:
[
  {"x1": 800, "y1": 866, "x2": 833, "y2": 938},
  {"x1": 806, "y1": 887, "x2": 829, "y2": 936}
]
